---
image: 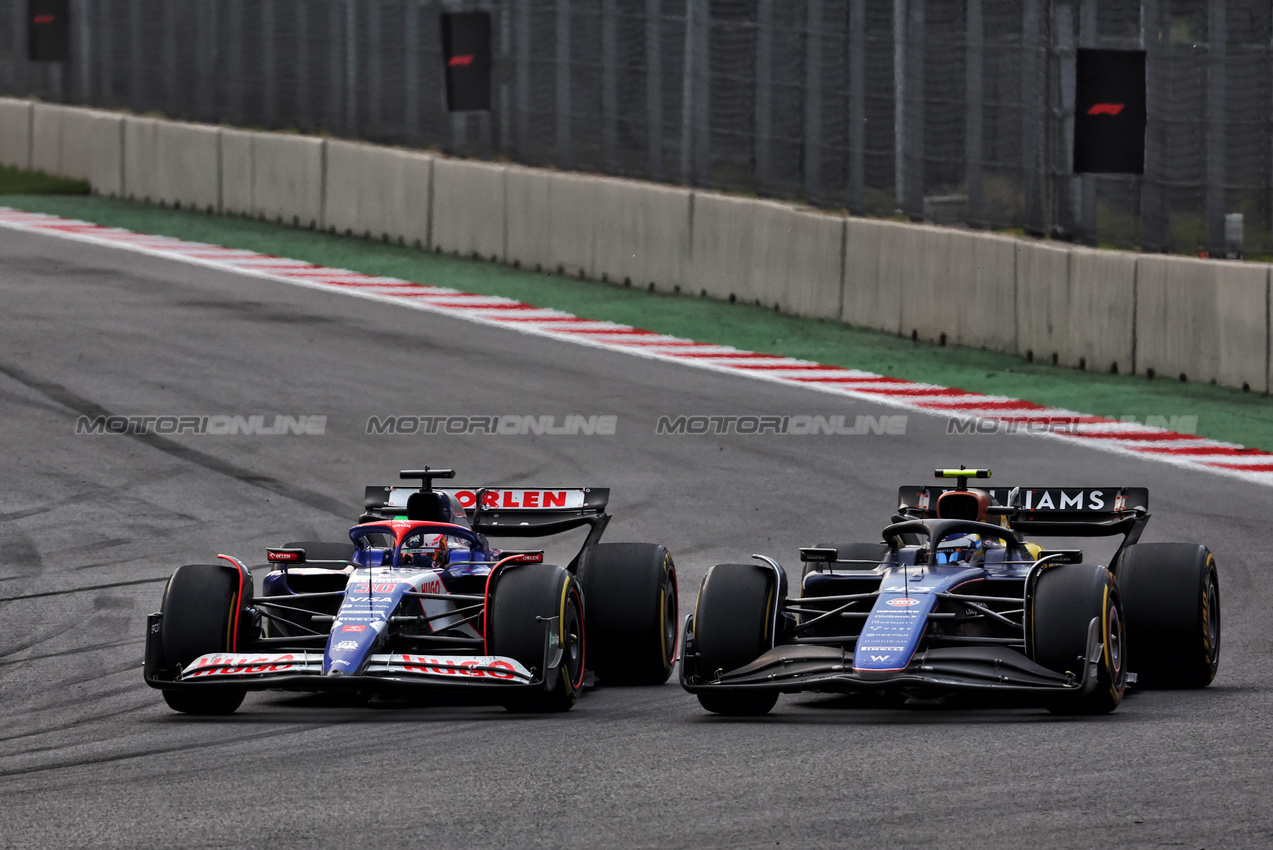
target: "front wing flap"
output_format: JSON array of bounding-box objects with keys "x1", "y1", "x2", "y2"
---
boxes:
[
  {"x1": 682, "y1": 618, "x2": 1103, "y2": 701},
  {"x1": 148, "y1": 651, "x2": 537, "y2": 692}
]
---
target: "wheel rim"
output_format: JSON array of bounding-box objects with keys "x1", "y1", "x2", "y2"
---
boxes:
[
  {"x1": 1106, "y1": 603, "x2": 1124, "y2": 682},
  {"x1": 662, "y1": 573, "x2": 679, "y2": 664},
  {"x1": 1205, "y1": 579, "x2": 1220, "y2": 666},
  {"x1": 564, "y1": 592, "x2": 584, "y2": 689}
]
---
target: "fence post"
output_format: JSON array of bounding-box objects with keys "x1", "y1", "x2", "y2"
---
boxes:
[
  {"x1": 1077, "y1": 0, "x2": 1097, "y2": 243},
  {"x1": 263, "y1": 0, "x2": 277, "y2": 129},
  {"x1": 755, "y1": 0, "x2": 772, "y2": 194},
  {"x1": 554, "y1": 0, "x2": 571, "y2": 168},
  {"x1": 805, "y1": 0, "x2": 823, "y2": 204},
  {"x1": 297, "y1": 0, "x2": 311, "y2": 133},
  {"x1": 345, "y1": 0, "x2": 357, "y2": 137},
  {"x1": 99, "y1": 0, "x2": 113, "y2": 106},
  {"x1": 1205, "y1": 1, "x2": 1226, "y2": 257},
  {"x1": 645, "y1": 0, "x2": 662, "y2": 180},
  {"x1": 848, "y1": 0, "x2": 864, "y2": 212},
  {"x1": 129, "y1": 0, "x2": 142, "y2": 111},
  {"x1": 965, "y1": 0, "x2": 983, "y2": 225},
  {"x1": 1139, "y1": 0, "x2": 1164, "y2": 251},
  {"x1": 896, "y1": 0, "x2": 923, "y2": 219},
  {"x1": 514, "y1": 0, "x2": 530, "y2": 158},
  {"x1": 601, "y1": 0, "x2": 618, "y2": 174},
  {"x1": 368, "y1": 1, "x2": 381, "y2": 140},
  {"x1": 75, "y1": 0, "x2": 92, "y2": 104},
  {"x1": 679, "y1": 0, "x2": 694, "y2": 185},
  {"x1": 227, "y1": 0, "x2": 245, "y2": 126},
  {"x1": 405, "y1": 0, "x2": 421, "y2": 146},
  {"x1": 1021, "y1": 0, "x2": 1045, "y2": 235},
  {"x1": 692, "y1": 0, "x2": 709, "y2": 186}
]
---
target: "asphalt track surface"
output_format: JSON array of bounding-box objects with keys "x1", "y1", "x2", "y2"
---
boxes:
[{"x1": 1, "y1": 226, "x2": 1270, "y2": 850}]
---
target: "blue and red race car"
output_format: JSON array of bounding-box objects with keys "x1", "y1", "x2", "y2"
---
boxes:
[
  {"x1": 681, "y1": 467, "x2": 1220, "y2": 716},
  {"x1": 145, "y1": 468, "x2": 678, "y2": 714}
]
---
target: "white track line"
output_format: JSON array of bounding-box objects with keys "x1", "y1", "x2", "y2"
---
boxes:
[{"x1": 3, "y1": 207, "x2": 1270, "y2": 487}]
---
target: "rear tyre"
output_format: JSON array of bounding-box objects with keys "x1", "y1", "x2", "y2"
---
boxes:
[
  {"x1": 1028, "y1": 563, "x2": 1127, "y2": 715},
  {"x1": 489, "y1": 563, "x2": 584, "y2": 713},
  {"x1": 283, "y1": 540, "x2": 357, "y2": 564},
  {"x1": 1114, "y1": 543, "x2": 1220, "y2": 688},
  {"x1": 690, "y1": 563, "x2": 784, "y2": 716},
  {"x1": 576, "y1": 543, "x2": 678, "y2": 686},
  {"x1": 158, "y1": 564, "x2": 250, "y2": 715}
]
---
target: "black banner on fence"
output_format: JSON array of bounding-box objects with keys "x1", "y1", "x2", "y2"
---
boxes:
[
  {"x1": 1073, "y1": 49, "x2": 1146, "y2": 174},
  {"x1": 441, "y1": 12, "x2": 492, "y2": 112},
  {"x1": 28, "y1": 0, "x2": 69, "y2": 62}
]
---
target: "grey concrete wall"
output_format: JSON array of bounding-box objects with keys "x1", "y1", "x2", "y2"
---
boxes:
[
  {"x1": 251, "y1": 133, "x2": 325, "y2": 229},
  {"x1": 432, "y1": 158, "x2": 507, "y2": 261},
  {"x1": 326, "y1": 140, "x2": 432, "y2": 248},
  {"x1": 1016, "y1": 242, "x2": 1137, "y2": 373},
  {"x1": 1137, "y1": 256, "x2": 1270, "y2": 391},
  {"x1": 9, "y1": 100, "x2": 1270, "y2": 395},
  {"x1": 690, "y1": 193, "x2": 843, "y2": 318},
  {"x1": 0, "y1": 98, "x2": 33, "y2": 169}
]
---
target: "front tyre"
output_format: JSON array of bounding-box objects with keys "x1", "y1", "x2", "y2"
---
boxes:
[
  {"x1": 158, "y1": 563, "x2": 250, "y2": 715},
  {"x1": 576, "y1": 543, "x2": 678, "y2": 685},
  {"x1": 1114, "y1": 543, "x2": 1220, "y2": 688},
  {"x1": 689, "y1": 563, "x2": 785, "y2": 716},
  {"x1": 1028, "y1": 563, "x2": 1127, "y2": 716},
  {"x1": 488, "y1": 563, "x2": 584, "y2": 713}
]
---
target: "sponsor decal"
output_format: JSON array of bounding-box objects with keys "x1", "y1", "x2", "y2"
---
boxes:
[
  {"x1": 342, "y1": 624, "x2": 366, "y2": 632},
  {"x1": 350, "y1": 582, "x2": 400, "y2": 594},
  {"x1": 1021, "y1": 489, "x2": 1105, "y2": 511},
  {"x1": 452, "y1": 489, "x2": 584, "y2": 510},
  {"x1": 886, "y1": 597, "x2": 921, "y2": 607},
  {"x1": 1087, "y1": 102, "x2": 1125, "y2": 116},
  {"x1": 386, "y1": 654, "x2": 524, "y2": 680},
  {"x1": 334, "y1": 640, "x2": 360, "y2": 651},
  {"x1": 185, "y1": 654, "x2": 300, "y2": 677}
]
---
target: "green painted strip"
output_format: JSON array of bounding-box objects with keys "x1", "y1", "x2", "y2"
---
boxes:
[{"x1": 5, "y1": 192, "x2": 1271, "y2": 451}]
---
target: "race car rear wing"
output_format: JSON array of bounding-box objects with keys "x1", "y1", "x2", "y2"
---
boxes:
[
  {"x1": 362, "y1": 485, "x2": 611, "y2": 538},
  {"x1": 897, "y1": 485, "x2": 1150, "y2": 544}
]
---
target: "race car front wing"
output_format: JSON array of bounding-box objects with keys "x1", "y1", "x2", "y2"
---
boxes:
[{"x1": 680, "y1": 616, "x2": 1108, "y2": 701}]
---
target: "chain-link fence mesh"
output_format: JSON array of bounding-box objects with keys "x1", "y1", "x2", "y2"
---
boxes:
[{"x1": 2, "y1": 0, "x2": 1270, "y2": 255}]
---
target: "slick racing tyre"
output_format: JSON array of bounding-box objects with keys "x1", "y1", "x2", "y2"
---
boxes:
[
  {"x1": 690, "y1": 563, "x2": 784, "y2": 716},
  {"x1": 1114, "y1": 543, "x2": 1220, "y2": 689},
  {"x1": 576, "y1": 543, "x2": 678, "y2": 686},
  {"x1": 1027, "y1": 563, "x2": 1127, "y2": 715},
  {"x1": 283, "y1": 541, "x2": 357, "y2": 564},
  {"x1": 158, "y1": 564, "x2": 249, "y2": 715},
  {"x1": 489, "y1": 563, "x2": 584, "y2": 713}
]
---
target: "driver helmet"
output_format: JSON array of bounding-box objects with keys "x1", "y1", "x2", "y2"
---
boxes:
[{"x1": 401, "y1": 532, "x2": 453, "y2": 566}]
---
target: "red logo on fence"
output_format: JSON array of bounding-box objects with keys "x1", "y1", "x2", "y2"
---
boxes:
[{"x1": 1086, "y1": 103, "x2": 1125, "y2": 116}]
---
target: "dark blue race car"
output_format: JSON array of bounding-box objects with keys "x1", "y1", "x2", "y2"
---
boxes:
[
  {"x1": 681, "y1": 467, "x2": 1221, "y2": 716},
  {"x1": 145, "y1": 468, "x2": 678, "y2": 714}
]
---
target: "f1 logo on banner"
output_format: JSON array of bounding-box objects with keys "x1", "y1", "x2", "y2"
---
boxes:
[{"x1": 1074, "y1": 48, "x2": 1146, "y2": 174}]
